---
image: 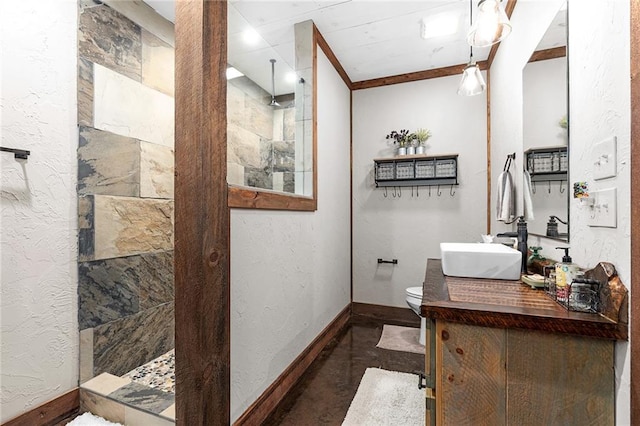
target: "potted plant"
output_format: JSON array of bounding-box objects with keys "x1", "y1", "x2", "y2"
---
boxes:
[
  {"x1": 386, "y1": 129, "x2": 411, "y2": 155},
  {"x1": 412, "y1": 128, "x2": 432, "y2": 154}
]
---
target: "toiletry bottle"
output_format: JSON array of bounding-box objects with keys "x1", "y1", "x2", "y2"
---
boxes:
[{"x1": 555, "y1": 247, "x2": 578, "y2": 304}]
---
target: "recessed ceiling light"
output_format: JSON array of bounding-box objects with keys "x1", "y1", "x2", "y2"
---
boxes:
[
  {"x1": 242, "y1": 28, "x2": 261, "y2": 45},
  {"x1": 285, "y1": 72, "x2": 297, "y2": 83},
  {"x1": 421, "y1": 15, "x2": 459, "y2": 39},
  {"x1": 226, "y1": 67, "x2": 244, "y2": 80}
]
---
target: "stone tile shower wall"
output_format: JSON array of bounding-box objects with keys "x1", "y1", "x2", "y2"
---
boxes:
[
  {"x1": 77, "y1": 0, "x2": 175, "y2": 382},
  {"x1": 227, "y1": 77, "x2": 297, "y2": 193}
]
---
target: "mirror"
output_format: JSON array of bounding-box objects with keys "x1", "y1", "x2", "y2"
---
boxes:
[
  {"x1": 226, "y1": 6, "x2": 314, "y2": 201},
  {"x1": 522, "y1": 3, "x2": 568, "y2": 241}
]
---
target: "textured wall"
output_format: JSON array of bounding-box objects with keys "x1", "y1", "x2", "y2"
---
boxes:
[
  {"x1": 0, "y1": 0, "x2": 79, "y2": 422},
  {"x1": 230, "y1": 50, "x2": 351, "y2": 421},
  {"x1": 568, "y1": 2, "x2": 630, "y2": 423},
  {"x1": 491, "y1": 1, "x2": 631, "y2": 423},
  {"x1": 352, "y1": 74, "x2": 487, "y2": 307},
  {"x1": 77, "y1": 0, "x2": 175, "y2": 381}
]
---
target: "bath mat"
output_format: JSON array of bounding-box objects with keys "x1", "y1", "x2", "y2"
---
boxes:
[
  {"x1": 66, "y1": 412, "x2": 123, "y2": 426},
  {"x1": 376, "y1": 324, "x2": 424, "y2": 354},
  {"x1": 342, "y1": 368, "x2": 424, "y2": 425}
]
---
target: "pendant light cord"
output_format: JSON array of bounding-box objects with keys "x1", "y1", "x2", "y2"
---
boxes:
[
  {"x1": 271, "y1": 59, "x2": 276, "y2": 97},
  {"x1": 469, "y1": 0, "x2": 474, "y2": 61}
]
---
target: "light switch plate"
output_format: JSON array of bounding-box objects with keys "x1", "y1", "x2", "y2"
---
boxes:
[
  {"x1": 587, "y1": 188, "x2": 617, "y2": 228},
  {"x1": 592, "y1": 137, "x2": 617, "y2": 180}
]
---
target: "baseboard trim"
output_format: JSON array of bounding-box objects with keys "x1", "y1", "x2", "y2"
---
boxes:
[
  {"x1": 3, "y1": 388, "x2": 79, "y2": 426},
  {"x1": 234, "y1": 304, "x2": 351, "y2": 425},
  {"x1": 351, "y1": 302, "x2": 420, "y2": 327}
]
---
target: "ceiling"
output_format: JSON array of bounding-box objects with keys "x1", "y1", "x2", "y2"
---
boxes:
[{"x1": 142, "y1": 1, "x2": 566, "y2": 95}]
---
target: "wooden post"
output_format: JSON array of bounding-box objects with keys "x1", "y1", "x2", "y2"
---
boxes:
[
  {"x1": 174, "y1": 0, "x2": 230, "y2": 424},
  {"x1": 630, "y1": 0, "x2": 640, "y2": 422}
]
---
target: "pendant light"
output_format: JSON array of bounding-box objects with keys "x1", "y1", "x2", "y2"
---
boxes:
[
  {"x1": 458, "y1": 0, "x2": 486, "y2": 96},
  {"x1": 467, "y1": 0, "x2": 512, "y2": 48},
  {"x1": 269, "y1": 59, "x2": 280, "y2": 107}
]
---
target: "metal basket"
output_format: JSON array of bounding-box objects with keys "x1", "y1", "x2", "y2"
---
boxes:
[
  {"x1": 435, "y1": 159, "x2": 456, "y2": 178},
  {"x1": 396, "y1": 162, "x2": 415, "y2": 179},
  {"x1": 415, "y1": 161, "x2": 435, "y2": 178},
  {"x1": 376, "y1": 163, "x2": 395, "y2": 180}
]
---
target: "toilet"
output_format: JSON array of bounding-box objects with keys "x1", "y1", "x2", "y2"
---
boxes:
[{"x1": 405, "y1": 286, "x2": 426, "y2": 346}]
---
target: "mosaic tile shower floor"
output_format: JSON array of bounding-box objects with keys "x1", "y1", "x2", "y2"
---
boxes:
[{"x1": 123, "y1": 349, "x2": 175, "y2": 394}]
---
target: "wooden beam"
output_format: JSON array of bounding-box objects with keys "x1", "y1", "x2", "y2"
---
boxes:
[
  {"x1": 228, "y1": 185, "x2": 316, "y2": 211},
  {"x1": 529, "y1": 46, "x2": 567, "y2": 63},
  {"x1": 3, "y1": 389, "x2": 79, "y2": 426},
  {"x1": 174, "y1": 0, "x2": 230, "y2": 425},
  {"x1": 630, "y1": 0, "x2": 640, "y2": 422},
  {"x1": 314, "y1": 25, "x2": 352, "y2": 90},
  {"x1": 487, "y1": 0, "x2": 518, "y2": 68},
  {"x1": 352, "y1": 61, "x2": 489, "y2": 91}
]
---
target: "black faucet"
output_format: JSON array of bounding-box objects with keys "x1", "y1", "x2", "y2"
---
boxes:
[{"x1": 497, "y1": 216, "x2": 528, "y2": 274}]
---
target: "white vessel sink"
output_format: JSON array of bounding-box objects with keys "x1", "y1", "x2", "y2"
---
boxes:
[{"x1": 440, "y1": 243, "x2": 522, "y2": 280}]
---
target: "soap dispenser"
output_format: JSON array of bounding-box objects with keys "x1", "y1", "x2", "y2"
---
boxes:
[{"x1": 555, "y1": 247, "x2": 578, "y2": 303}]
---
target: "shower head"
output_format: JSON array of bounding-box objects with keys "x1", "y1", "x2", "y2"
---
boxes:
[{"x1": 269, "y1": 59, "x2": 280, "y2": 107}]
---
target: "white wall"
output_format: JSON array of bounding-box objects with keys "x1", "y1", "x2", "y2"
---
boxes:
[
  {"x1": 568, "y1": 1, "x2": 630, "y2": 422},
  {"x1": 0, "y1": 0, "x2": 78, "y2": 422},
  {"x1": 230, "y1": 50, "x2": 351, "y2": 421},
  {"x1": 352, "y1": 75, "x2": 487, "y2": 307},
  {"x1": 491, "y1": 1, "x2": 631, "y2": 423}
]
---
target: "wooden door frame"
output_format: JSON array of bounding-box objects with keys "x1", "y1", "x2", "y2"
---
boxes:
[
  {"x1": 174, "y1": 0, "x2": 230, "y2": 424},
  {"x1": 630, "y1": 1, "x2": 639, "y2": 423}
]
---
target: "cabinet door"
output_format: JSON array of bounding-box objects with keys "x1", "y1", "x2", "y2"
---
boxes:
[
  {"x1": 506, "y1": 329, "x2": 614, "y2": 425},
  {"x1": 436, "y1": 321, "x2": 506, "y2": 426}
]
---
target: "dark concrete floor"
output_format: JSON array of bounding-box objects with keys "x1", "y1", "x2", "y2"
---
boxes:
[{"x1": 265, "y1": 319, "x2": 425, "y2": 426}]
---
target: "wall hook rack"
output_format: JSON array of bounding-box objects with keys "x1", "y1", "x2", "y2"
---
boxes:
[{"x1": 1, "y1": 147, "x2": 30, "y2": 160}]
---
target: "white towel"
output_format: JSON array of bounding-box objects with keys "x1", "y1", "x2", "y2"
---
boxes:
[
  {"x1": 496, "y1": 170, "x2": 515, "y2": 222},
  {"x1": 523, "y1": 170, "x2": 535, "y2": 221}
]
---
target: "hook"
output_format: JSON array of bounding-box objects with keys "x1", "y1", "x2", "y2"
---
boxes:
[
  {"x1": 416, "y1": 186, "x2": 419, "y2": 197},
  {"x1": 383, "y1": 187, "x2": 388, "y2": 198},
  {"x1": 559, "y1": 180, "x2": 565, "y2": 193},
  {"x1": 532, "y1": 181, "x2": 536, "y2": 194},
  {"x1": 548, "y1": 180, "x2": 551, "y2": 194},
  {"x1": 429, "y1": 186, "x2": 432, "y2": 197},
  {"x1": 397, "y1": 186, "x2": 402, "y2": 198},
  {"x1": 392, "y1": 187, "x2": 396, "y2": 198},
  {"x1": 450, "y1": 185, "x2": 456, "y2": 196},
  {"x1": 411, "y1": 186, "x2": 414, "y2": 198},
  {"x1": 437, "y1": 185, "x2": 442, "y2": 197}
]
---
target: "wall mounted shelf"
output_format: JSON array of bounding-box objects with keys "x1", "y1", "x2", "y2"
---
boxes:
[
  {"x1": 525, "y1": 146, "x2": 567, "y2": 182},
  {"x1": 374, "y1": 154, "x2": 458, "y2": 187}
]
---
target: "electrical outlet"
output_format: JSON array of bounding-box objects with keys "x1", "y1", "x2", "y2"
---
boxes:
[
  {"x1": 587, "y1": 188, "x2": 617, "y2": 228},
  {"x1": 592, "y1": 137, "x2": 617, "y2": 180}
]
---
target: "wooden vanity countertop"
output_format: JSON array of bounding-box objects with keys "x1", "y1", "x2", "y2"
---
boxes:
[{"x1": 420, "y1": 259, "x2": 628, "y2": 340}]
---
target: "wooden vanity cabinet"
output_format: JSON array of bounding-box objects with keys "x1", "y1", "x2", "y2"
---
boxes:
[
  {"x1": 427, "y1": 320, "x2": 614, "y2": 425},
  {"x1": 422, "y1": 259, "x2": 625, "y2": 426}
]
